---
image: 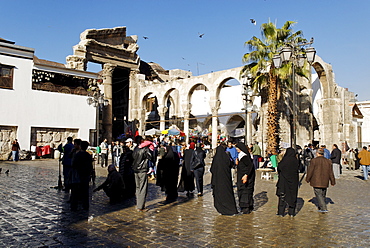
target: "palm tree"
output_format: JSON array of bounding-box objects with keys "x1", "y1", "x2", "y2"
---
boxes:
[{"x1": 241, "y1": 20, "x2": 309, "y2": 151}]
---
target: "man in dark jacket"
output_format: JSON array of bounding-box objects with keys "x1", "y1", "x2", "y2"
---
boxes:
[
  {"x1": 93, "y1": 164, "x2": 125, "y2": 203},
  {"x1": 70, "y1": 141, "x2": 93, "y2": 211},
  {"x1": 306, "y1": 148, "x2": 336, "y2": 213},
  {"x1": 330, "y1": 144, "x2": 342, "y2": 179},
  {"x1": 132, "y1": 136, "x2": 152, "y2": 211}
]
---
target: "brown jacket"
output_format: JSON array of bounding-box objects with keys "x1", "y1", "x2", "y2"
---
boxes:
[
  {"x1": 358, "y1": 149, "x2": 370, "y2": 165},
  {"x1": 306, "y1": 156, "x2": 335, "y2": 188}
]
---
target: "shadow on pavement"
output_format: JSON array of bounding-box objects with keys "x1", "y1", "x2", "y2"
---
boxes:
[
  {"x1": 253, "y1": 191, "x2": 268, "y2": 211},
  {"x1": 308, "y1": 197, "x2": 335, "y2": 209}
]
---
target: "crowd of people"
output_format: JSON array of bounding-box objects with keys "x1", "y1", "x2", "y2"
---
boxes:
[
  {"x1": 56, "y1": 135, "x2": 369, "y2": 216},
  {"x1": 59, "y1": 135, "x2": 208, "y2": 212}
]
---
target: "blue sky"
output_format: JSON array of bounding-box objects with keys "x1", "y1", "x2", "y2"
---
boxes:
[{"x1": 1, "y1": 0, "x2": 369, "y2": 101}]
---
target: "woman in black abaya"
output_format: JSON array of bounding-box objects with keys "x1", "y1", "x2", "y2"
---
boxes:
[
  {"x1": 235, "y1": 142, "x2": 255, "y2": 214},
  {"x1": 156, "y1": 144, "x2": 180, "y2": 202},
  {"x1": 276, "y1": 147, "x2": 299, "y2": 216},
  {"x1": 210, "y1": 144, "x2": 238, "y2": 215},
  {"x1": 177, "y1": 143, "x2": 195, "y2": 196}
]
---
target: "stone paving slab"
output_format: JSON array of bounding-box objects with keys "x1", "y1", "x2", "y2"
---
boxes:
[{"x1": 0, "y1": 159, "x2": 369, "y2": 247}]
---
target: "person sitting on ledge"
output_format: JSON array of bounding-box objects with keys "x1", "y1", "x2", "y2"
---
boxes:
[{"x1": 93, "y1": 164, "x2": 125, "y2": 203}]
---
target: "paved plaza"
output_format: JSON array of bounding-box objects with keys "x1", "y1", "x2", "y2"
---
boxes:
[{"x1": 0, "y1": 158, "x2": 369, "y2": 247}]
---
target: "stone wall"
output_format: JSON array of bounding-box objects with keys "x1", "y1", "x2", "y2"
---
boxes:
[
  {"x1": 0, "y1": 126, "x2": 17, "y2": 160},
  {"x1": 30, "y1": 127, "x2": 79, "y2": 148}
]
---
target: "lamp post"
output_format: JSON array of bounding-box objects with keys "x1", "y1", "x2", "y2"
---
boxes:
[
  {"x1": 242, "y1": 75, "x2": 254, "y2": 145},
  {"x1": 273, "y1": 39, "x2": 316, "y2": 149},
  {"x1": 87, "y1": 88, "x2": 109, "y2": 153}
]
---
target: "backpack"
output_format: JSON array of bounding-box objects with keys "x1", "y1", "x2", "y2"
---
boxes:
[{"x1": 191, "y1": 150, "x2": 203, "y2": 169}]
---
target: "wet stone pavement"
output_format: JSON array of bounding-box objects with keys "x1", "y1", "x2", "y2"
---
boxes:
[{"x1": 0, "y1": 159, "x2": 369, "y2": 248}]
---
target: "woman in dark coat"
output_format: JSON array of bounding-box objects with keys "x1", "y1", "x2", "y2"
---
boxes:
[
  {"x1": 210, "y1": 144, "x2": 238, "y2": 215},
  {"x1": 177, "y1": 143, "x2": 196, "y2": 196},
  {"x1": 235, "y1": 142, "x2": 255, "y2": 214},
  {"x1": 157, "y1": 144, "x2": 181, "y2": 202},
  {"x1": 119, "y1": 145, "x2": 135, "y2": 199},
  {"x1": 193, "y1": 143, "x2": 206, "y2": 196},
  {"x1": 276, "y1": 147, "x2": 299, "y2": 216}
]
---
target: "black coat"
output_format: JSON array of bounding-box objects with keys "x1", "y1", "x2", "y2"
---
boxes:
[
  {"x1": 96, "y1": 170, "x2": 125, "y2": 199},
  {"x1": 156, "y1": 146, "x2": 180, "y2": 200},
  {"x1": 178, "y1": 149, "x2": 195, "y2": 192},
  {"x1": 331, "y1": 148, "x2": 342, "y2": 164},
  {"x1": 235, "y1": 143, "x2": 255, "y2": 210},
  {"x1": 276, "y1": 148, "x2": 299, "y2": 207},
  {"x1": 119, "y1": 147, "x2": 135, "y2": 198},
  {"x1": 72, "y1": 150, "x2": 93, "y2": 184},
  {"x1": 132, "y1": 146, "x2": 152, "y2": 173},
  {"x1": 210, "y1": 145, "x2": 238, "y2": 215}
]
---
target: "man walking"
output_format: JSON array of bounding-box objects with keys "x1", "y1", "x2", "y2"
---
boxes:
[
  {"x1": 306, "y1": 149, "x2": 335, "y2": 213},
  {"x1": 132, "y1": 136, "x2": 152, "y2": 211},
  {"x1": 330, "y1": 144, "x2": 342, "y2": 179},
  {"x1": 251, "y1": 142, "x2": 261, "y2": 170},
  {"x1": 112, "y1": 141, "x2": 123, "y2": 167},
  {"x1": 358, "y1": 146, "x2": 370, "y2": 181},
  {"x1": 100, "y1": 138, "x2": 109, "y2": 168}
]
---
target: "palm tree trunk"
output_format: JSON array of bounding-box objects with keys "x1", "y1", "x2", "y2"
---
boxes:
[{"x1": 267, "y1": 69, "x2": 279, "y2": 151}]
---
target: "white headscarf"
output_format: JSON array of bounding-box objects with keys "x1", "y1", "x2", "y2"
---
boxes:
[{"x1": 238, "y1": 150, "x2": 247, "y2": 161}]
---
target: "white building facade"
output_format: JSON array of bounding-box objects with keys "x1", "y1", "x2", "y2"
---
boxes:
[{"x1": 0, "y1": 39, "x2": 98, "y2": 159}]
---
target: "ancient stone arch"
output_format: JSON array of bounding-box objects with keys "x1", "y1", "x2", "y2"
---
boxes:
[{"x1": 66, "y1": 27, "x2": 356, "y2": 149}]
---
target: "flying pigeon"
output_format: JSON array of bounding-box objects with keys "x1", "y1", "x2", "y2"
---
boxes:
[
  {"x1": 143, "y1": 36, "x2": 149, "y2": 39},
  {"x1": 5, "y1": 169, "x2": 9, "y2": 174},
  {"x1": 250, "y1": 19, "x2": 256, "y2": 25},
  {"x1": 198, "y1": 32, "x2": 205, "y2": 38}
]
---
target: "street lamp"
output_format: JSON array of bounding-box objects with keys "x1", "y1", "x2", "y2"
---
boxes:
[
  {"x1": 87, "y1": 87, "x2": 109, "y2": 149},
  {"x1": 242, "y1": 74, "x2": 255, "y2": 145},
  {"x1": 272, "y1": 38, "x2": 316, "y2": 149}
]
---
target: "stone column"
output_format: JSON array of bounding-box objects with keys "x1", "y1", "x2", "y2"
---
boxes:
[
  {"x1": 182, "y1": 103, "x2": 191, "y2": 145},
  {"x1": 128, "y1": 70, "x2": 139, "y2": 121},
  {"x1": 210, "y1": 100, "x2": 221, "y2": 151},
  {"x1": 158, "y1": 105, "x2": 168, "y2": 131},
  {"x1": 102, "y1": 63, "x2": 116, "y2": 142},
  {"x1": 137, "y1": 109, "x2": 146, "y2": 136},
  {"x1": 246, "y1": 112, "x2": 252, "y2": 144}
]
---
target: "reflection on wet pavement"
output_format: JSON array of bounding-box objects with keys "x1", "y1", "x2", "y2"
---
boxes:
[{"x1": 0, "y1": 159, "x2": 369, "y2": 247}]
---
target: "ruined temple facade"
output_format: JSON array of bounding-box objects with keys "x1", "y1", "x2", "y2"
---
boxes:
[{"x1": 66, "y1": 27, "x2": 361, "y2": 151}]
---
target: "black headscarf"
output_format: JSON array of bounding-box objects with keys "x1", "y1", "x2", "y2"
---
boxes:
[
  {"x1": 276, "y1": 147, "x2": 299, "y2": 206},
  {"x1": 210, "y1": 145, "x2": 238, "y2": 215},
  {"x1": 235, "y1": 142, "x2": 250, "y2": 155}
]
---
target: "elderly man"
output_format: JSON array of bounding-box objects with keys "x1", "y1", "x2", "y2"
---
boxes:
[{"x1": 306, "y1": 148, "x2": 336, "y2": 213}]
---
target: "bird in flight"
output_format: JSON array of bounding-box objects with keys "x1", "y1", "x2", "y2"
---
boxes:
[
  {"x1": 143, "y1": 36, "x2": 149, "y2": 39},
  {"x1": 250, "y1": 19, "x2": 256, "y2": 25},
  {"x1": 198, "y1": 32, "x2": 205, "y2": 38}
]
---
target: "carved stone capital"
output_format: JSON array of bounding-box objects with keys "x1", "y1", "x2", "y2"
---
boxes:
[
  {"x1": 158, "y1": 105, "x2": 168, "y2": 116},
  {"x1": 211, "y1": 100, "x2": 221, "y2": 115},
  {"x1": 102, "y1": 63, "x2": 116, "y2": 79},
  {"x1": 66, "y1": 55, "x2": 86, "y2": 70}
]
